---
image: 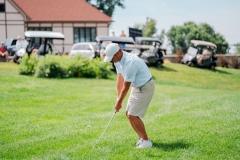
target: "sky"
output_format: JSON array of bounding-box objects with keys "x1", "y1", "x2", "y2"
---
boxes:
[{"x1": 109, "y1": 0, "x2": 240, "y2": 49}]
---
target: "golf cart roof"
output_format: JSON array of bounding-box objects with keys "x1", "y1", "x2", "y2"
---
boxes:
[
  {"x1": 135, "y1": 37, "x2": 162, "y2": 44},
  {"x1": 95, "y1": 36, "x2": 135, "y2": 44},
  {"x1": 24, "y1": 31, "x2": 65, "y2": 40},
  {"x1": 191, "y1": 40, "x2": 217, "y2": 48}
]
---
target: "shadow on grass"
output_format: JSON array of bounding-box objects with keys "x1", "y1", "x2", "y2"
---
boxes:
[
  {"x1": 151, "y1": 66, "x2": 178, "y2": 72},
  {"x1": 211, "y1": 68, "x2": 232, "y2": 75},
  {"x1": 153, "y1": 140, "x2": 191, "y2": 151}
]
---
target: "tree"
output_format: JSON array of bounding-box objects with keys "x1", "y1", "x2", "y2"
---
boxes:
[
  {"x1": 235, "y1": 43, "x2": 240, "y2": 54},
  {"x1": 167, "y1": 21, "x2": 228, "y2": 54},
  {"x1": 134, "y1": 17, "x2": 157, "y2": 37},
  {"x1": 158, "y1": 29, "x2": 165, "y2": 42},
  {"x1": 85, "y1": 0, "x2": 125, "y2": 17}
]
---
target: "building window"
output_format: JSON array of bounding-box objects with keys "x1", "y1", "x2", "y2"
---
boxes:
[
  {"x1": 27, "y1": 27, "x2": 52, "y2": 45},
  {"x1": 0, "y1": 4, "x2": 5, "y2": 12},
  {"x1": 28, "y1": 27, "x2": 52, "y2": 31},
  {"x1": 74, "y1": 27, "x2": 96, "y2": 43}
]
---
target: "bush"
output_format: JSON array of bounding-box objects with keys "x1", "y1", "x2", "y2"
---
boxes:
[
  {"x1": 176, "y1": 49, "x2": 184, "y2": 63},
  {"x1": 19, "y1": 55, "x2": 112, "y2": 79},
  {"x1": 19, "y1": 55, "x2": 38, "y2": 75},
  {"x1": 230, "y1": 55, "x2": 240, "y2": 69},
  {"x1": 35, "y1": 56, "x2": 66, "y2": 78},
  {"x1": 89, "y1": 58, "x2": 113, "y2": 79},
  {"x1": 217, "y1": 55, "x2": 231, "y2": 68}
]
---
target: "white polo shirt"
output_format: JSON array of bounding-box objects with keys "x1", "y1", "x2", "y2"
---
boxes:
[{"x1": 114, "y1": 51, "x2": 152, "y2": 87}]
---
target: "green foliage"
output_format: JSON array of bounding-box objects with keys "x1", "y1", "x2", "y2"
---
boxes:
[
  {"x1": 19, "y1": 55, "x2": 112, "y2": 79},
  {"x1": 35, "y1": 56, "x2": 68, "y2": 78},
  {"x1": 134, "y1": 17, "x2": 157, "y2": 37},
  {"x1": 95, "y1": 58, "x2": 113, "y2": 78},
  {"x1": 167, "y1": 21, "x2": 228, "y2": 54},
  {"x1": 19, "y1": 55, "x2": 38, "y2": 75},
  {"x1": 158, "y1": 29, "x2": 165, "y2": 42},
  {"x1": 142, "y1": 18, "x2": 157, "y2": 37},
  {"x1": 133, "y1": 23, "x2": 142, "y2": 30},
  {"x1": 86, "y1": 0, "x2": 125, "y2": 17}
]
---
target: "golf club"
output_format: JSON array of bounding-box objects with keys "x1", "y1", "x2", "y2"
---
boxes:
[{"x1": 94, "y1": 111, "x2": 117, "y2": 147}]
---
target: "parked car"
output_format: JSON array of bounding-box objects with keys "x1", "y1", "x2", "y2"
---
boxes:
[
  {"x1": 3, "y1": 38, "x2": 17, "y2": 56},
  {"x1": 181, "y1": 40, "x2": 217, "y2": 70},
  {"x1": 13, "y1": 31, "x2": 64, "y2": 64},
  {"x1": 69, "y1": 42, "x2": 96, "y2": 59},
  {"x1": 132, "y1": 37, "x2": 165, "y2": 68}
]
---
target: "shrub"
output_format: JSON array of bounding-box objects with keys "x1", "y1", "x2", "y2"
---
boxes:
[
  {"x1": 19, "y1": 54, "x2": 112, "y2": 79},
  {"x1": 230, "y1": 55, "x2": 240, "y2": 69},
  {"x1": 217, "y1": 55, "x2": 231, "y2": 68},
  {"x1": 35, "y1": 56, "x2": 67, "y2": 78},
  {"x1": 72, "y1": 55, "x2": 96, "y2": 78},
  {"x1": 93, "y1": 58, "x2": 113, "y2": 79},
  {"x1": 19, "y1": 55, "x2": 38, "y2": 75},
  {"x1": 175, "y1": 49, "x2": 184, "y2": 63}
]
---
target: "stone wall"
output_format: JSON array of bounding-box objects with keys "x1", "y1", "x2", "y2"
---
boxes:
[{"x1": 164, "y1": 54, "x2": 240, "y2": 66}]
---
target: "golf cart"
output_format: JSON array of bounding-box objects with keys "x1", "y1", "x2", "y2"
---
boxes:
[
  {"x1": 95, "y1": 36, "x2": 135, "y2": 57},
  {"x1": 14, "y1": 31, "x2": 64, "y2": 64},
  {"x1": 131, "y1": 37, "x2": 165, "y2": 68},
  {"x1": 181, "y1": 40, "x2": 217, "y2": 70}
]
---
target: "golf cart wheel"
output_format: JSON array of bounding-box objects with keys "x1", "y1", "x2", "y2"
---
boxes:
[
  {"x1": 190, "y1": 63, "x2": 195, "y2": 67},
  {"x1": 188, "y1": 62, "x2": 194, "y2": 67},
  {"x1": 156, "y1": 61, "x2": 162, "y2": 68},
  {"x1": 210, "y1": 64, "x2": 215, "y2": 70}
]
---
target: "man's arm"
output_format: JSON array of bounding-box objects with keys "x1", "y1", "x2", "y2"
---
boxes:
[
  {"x1": 115, "y1": 74, "x2": 131, "y2": 111},
  {"x1": 116, "y1": 74, "x2": 124, "y2": 97}
]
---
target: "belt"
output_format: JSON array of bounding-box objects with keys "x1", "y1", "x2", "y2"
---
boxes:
[
  {"x1": 139, "y1": 77, "x2": 152, "y2": 91},
  {"x1": 147, "y1": 77, "x2": 152, "y2": 82}
]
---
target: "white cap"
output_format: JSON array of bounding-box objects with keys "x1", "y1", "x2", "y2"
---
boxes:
[{"x1": 104, "y1": 43, "x2": 120, "y2": 62}]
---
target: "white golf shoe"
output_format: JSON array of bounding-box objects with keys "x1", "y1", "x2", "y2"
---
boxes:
[
  {"x1": 136, "y1": 139, "x2": 152, "y2": 148},
  {"x1": 136, "y1": 138, "x2": 142, "y2": 146}
]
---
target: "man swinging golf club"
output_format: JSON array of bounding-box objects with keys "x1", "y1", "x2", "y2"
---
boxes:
[{"x1": 103, "y1": 43, "x2": 155, "y2": 148}]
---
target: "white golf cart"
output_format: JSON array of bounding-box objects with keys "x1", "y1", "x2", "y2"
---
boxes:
[
  {"x1": 14, "y1": 31, "x2": 64, "y2": 64},
  {"x1": 132, "y1": 37, "x2": 166, "y2": 68},
  {"x1": 95, "y1": 36, "x2": 135, "y2": 58},
  {"x1": 181, "y1": 40, "x2": 217, "y2": 70}
]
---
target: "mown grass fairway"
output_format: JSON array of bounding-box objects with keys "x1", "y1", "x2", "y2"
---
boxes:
[{"x1": 0, "y1": 62, "x2": 240, "y2": 159}]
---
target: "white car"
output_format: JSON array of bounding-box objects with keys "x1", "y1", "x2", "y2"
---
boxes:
[{"x1": 69, "y1": 42, "x2": 96, "y2": 59}]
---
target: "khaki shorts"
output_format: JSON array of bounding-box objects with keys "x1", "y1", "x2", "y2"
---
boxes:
[{"x1": 126, "y1": 79, "x2": 154, "y2": 118}]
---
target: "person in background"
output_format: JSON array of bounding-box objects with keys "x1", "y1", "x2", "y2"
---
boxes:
[
  {"x1": 16, "y1": 36, "x2": 24, "y2": 52},
  {"x1": 120, "y1": 30, "x2": 126, "y2": 37},
  {"x1": 31, "y1": 40, "x2": 45, "y2": 56},
  {"x1": 103, "y1": 43, "x2": 155, "y2": 148},
  {"x1": 112, "y1": 31, "x2": 115, "y2": 37},
  {"x1": 198, "y1": 46, "x2": 212, "y2": 64},
  {"x1": 0, "y1": 42, "x2": 8, "y2": 62},
  {"x1": 119, "y1": 30, "x2": 127, "y2": 48}
]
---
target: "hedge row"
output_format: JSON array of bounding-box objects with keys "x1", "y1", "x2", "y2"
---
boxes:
[{"x1": 19, "y1": 55, "x2": 113, "y2": 79}]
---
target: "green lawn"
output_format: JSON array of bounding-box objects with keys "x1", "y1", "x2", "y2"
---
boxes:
[{"x1": 0, "y1": 62, "x2": 240, "y2": 160}]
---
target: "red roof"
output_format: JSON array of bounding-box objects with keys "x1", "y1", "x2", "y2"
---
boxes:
[{"x1": 13, "y1": 0, "x2": 112, "y2": 22}]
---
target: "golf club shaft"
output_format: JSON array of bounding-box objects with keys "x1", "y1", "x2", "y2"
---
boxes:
[{"x1": 95, "y1": 111, "x2": 117, "y2": 146}]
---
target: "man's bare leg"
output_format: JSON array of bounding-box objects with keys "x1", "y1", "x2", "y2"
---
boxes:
[{"x1": 126, "y1": 113, "x2": 148, "y2": 140}]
